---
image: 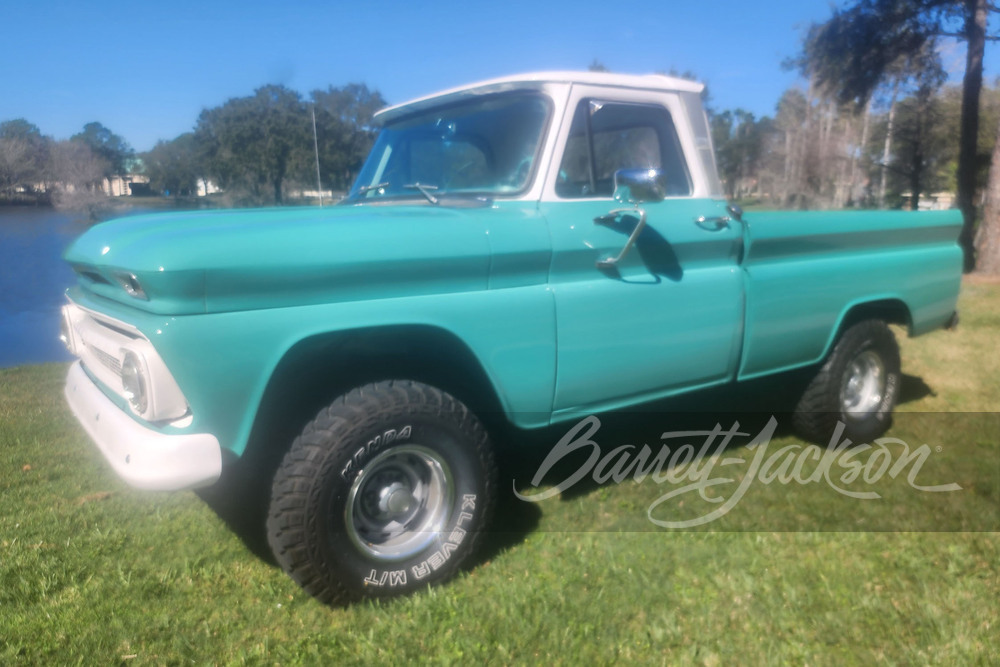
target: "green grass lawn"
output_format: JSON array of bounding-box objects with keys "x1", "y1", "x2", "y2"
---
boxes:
[{"x1": 2, "y1": 284, "x2": 998, "y2": 664}]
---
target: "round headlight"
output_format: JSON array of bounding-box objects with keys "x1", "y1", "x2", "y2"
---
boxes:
[{"x1": 121, "y1": 351, "x2": 148, "y2": 415}]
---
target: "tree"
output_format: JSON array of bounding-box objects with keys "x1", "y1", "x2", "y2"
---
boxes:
[
  {"x1": 887, "y1": 87, "x2": 950, "y2": 209},
  {"x1": 71, "y1": 121, "x2": 134, "y2": 179},
  {"x1": 50, "y1": 139, "x2": 107, "y2": 189},
  {"x1": 0, "y1": 119, "x2": 51, "y2": 196},
  {"x1": 309, "y1": 83, "x2": 386, "y2": 191},
  {"x1": 977, "y1": 113, "x2": 1000, "y2": 272},
  {"x1": 772, "y1": 88, "x2": 815, "y2": 207},
  {"x1": 49, "y1": 139, "x2": 111, "y2": 217},
  {"x1": 883, "y1": 55, "x2": 949, "y2": 209},
  {"x1": 711, "y1": 109, "x2": 767, "y2": 199},
  {"x1": 799, "y1": 0, "x2": 996, "y2": 272},
  {"x1": 142, "y1": 133, "x2": 202, "y2": 196},
  {"x1": 0, "y1": 135, "x2": 36, "y2": 196},
  {"x1": 195, "y1": 85, "x2": 311, "y2": 205}
]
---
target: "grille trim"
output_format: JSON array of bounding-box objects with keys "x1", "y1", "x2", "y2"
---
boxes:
[
  {"x1": 86, "y1": 343, "x2": 122, "y2": 377},
  {"x1": 63, "y1": 298, "x2": 191, "y2": 423}
]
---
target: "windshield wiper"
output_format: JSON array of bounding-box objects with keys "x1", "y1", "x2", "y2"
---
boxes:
[
  {"x1": 356, "y1": 182, "x2": 389, "y2": 195},
  {"x1": 403, "y1": 183, "x2": 439, "y2": 205}
]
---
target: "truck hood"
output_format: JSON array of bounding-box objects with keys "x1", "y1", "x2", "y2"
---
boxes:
[{"x1": 64, "y1": 204, "x2": 495, "y2": 315}]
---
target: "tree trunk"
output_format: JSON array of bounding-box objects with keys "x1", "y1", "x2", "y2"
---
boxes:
[
  {"x1": 910, "y1": 95, "x2": 932, "y2": 212},
  {"x1": 822, "y1": 101, "x2": 836, "y2": 205},
  {"x1": 798, "y1": 81, "x2": 817, "y2": 207},
  {"x1": 880, "y1": 86, "x2": 898, "y2": 208},
  {"x1": 852, "y1": 100, "x2": 871, "y2": 206},
  {"x1": 910, "y1": 145, "x2": 923, "y2": 212},
  {"x1": 836, "y1": 110, "x2": 855, "y2": 208},
  {"x1": 975, "y1": 115, "x2": 1000, "y2": 274},
  {"x1": 957, "y1": 0, "x2": 987, "y2": 271},
  {"x1": 783, "y1": 126, "x2": 794, "y2": 204}
]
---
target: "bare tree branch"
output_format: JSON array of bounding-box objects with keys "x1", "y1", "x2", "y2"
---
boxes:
[{"x1": 936, "y1": 30, "x2": 1000, "y2": 41}]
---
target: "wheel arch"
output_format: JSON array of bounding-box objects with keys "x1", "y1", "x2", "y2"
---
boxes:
[
  {"x1": 821, "y1": 297, "x2": 912, "y2": 361},
  {"x1": 239, "y1": 324, "x2": 512, "y2": 476}
]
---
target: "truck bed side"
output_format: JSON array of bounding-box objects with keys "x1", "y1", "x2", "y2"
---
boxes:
[{"x1": 738, "y1": 209, "x2": 962, "y2": 380}]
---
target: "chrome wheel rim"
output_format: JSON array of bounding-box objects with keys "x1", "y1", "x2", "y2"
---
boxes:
[
  {"x1": 840, "y1": 350, "x2": 886, "y2": 418},
  {"x1": 344, "y1": 445, "x2": 453, "y2": 561}
]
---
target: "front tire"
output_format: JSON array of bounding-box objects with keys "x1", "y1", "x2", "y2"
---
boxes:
[
  {"x1": 266, "y1": 380, "x2": 497, "y2": 605},
  {"x1": 792, "y1": 319, "x2": 901, "y2": 444}
]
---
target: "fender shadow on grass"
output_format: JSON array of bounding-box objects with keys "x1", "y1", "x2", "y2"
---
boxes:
[
  {"x1": 194, "y1": 371, "x2": 937, "y2": 568},
  {"x1": 195, "y1": 456, "x2": 279, "y2": 566},
  {"x1": 194, "y1": 433, "x2": 548, "y2": 573},
  {"x1": 196, "y1": 462, "x2": 546, "y2": 594},
  {"x1": 899, "y1": 373, "x2": 935, "y2": 403},
  {"x1": 499, "y1": 370, "x2": 937, "y2": 505},
  {"x1": 463, "y1": 471, "x2": 544, "y2": 573}
]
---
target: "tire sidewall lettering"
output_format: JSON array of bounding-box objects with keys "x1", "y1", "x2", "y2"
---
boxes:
[
  {"x1": 268, "y1": 381, "x2": 497, "y2": 605},
  {"x1": 362, "y1": 493, "x2": 479, "y2": 589},
  {"x1": 838, "y1": 328, "x2": 900, "y2": 435},
  {"x1": 339, "y1": 423, "x2": 413, "y2": 481},
  {"x1": 318, "y1": 416, "x2": 486, "y2": 595}
]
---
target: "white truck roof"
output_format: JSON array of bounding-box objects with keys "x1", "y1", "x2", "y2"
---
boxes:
[{"x1": 374, "y1": 71, "x2": 705, "y2": 125}]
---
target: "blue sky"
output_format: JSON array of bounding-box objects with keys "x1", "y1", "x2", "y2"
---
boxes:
[{"x1": 2, "y1": 0, "x2": 997, "y2": 152}]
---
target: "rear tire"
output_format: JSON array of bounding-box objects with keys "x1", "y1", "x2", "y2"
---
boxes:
[
  {"x1": 792, "y1": 320, "x2": 901, "y2": 444},
  {"x1": 266, "y1": 380, "x2": 496, "y2": 605}
]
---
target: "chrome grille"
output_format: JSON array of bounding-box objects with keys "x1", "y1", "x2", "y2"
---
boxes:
[
  {"x1": 86, "y1": 343, "x2": 122, "y2": 377},
  {"x1": 64, "y1": 298, "x2": 191, "y2": 423}
]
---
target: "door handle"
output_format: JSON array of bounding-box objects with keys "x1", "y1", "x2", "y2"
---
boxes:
[
  {"x1": 593, "y1": 208, "x2": 647, "y2": 269},
  {"x1": 695, "y1": 215, "x2": 730, "y2": 231}
]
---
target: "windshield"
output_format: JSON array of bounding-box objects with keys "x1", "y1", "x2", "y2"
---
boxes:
[{"x1": 345, "y1": 93, "x2": 551, "y2": 203}]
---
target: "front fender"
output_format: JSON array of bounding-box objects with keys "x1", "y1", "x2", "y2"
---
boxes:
[{"x1": 70, "y1": 284, "x2": 557, "y2": 459}]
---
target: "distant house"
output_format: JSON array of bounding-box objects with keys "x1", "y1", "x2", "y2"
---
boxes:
[
  {"x1": 901, "y1": 192, "x2": 956, "y2": 211},
  {"x1": 288, "y1": 187, "x2": 336, "y2": 200},
  {"x1": 197, "y1": 179, "x2": 221, "y2": 197},
  {"x1": 102, "y1": 173, "x2": 150, "y2": 197},
  {"x1": 101, "y1": 158, "x2": 149, "y2": 197}
]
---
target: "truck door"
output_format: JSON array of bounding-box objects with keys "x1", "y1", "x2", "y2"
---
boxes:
[{"x1": 540, "y1": 90, "x2": 744, "y2": 414}]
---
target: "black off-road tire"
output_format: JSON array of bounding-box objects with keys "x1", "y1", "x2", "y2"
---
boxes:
[
  {"x1": 792, "y1": 319, "x2": 901, "y2": 445},
  {"x1": 266, "y1": 380, "x2": 497, "y2": 605}
]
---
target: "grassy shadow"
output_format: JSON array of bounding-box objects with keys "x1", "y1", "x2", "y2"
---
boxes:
[
  {"x1": 195, "y1": 460, "x2": 278, "y2": 566},
  {"x1": 195, "y1": 368, "x2": 942, "y2": 564},
  {"x1": 499, "y1": 373, "x2": 804, "y2": 504},
  {"x1": 500, "y1": 368, "x2": 938, "y2": 506},
  {"x1": 899, "y1": 372, "x2": 935, "y2": 403}
]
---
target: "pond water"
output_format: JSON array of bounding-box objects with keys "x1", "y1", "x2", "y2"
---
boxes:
[
  {"x1": 1, "y1": 204, "x2": 213, "y2": 368},
  {"x1": 0, "y1": 207, "x2": 82, "y2": 368}
]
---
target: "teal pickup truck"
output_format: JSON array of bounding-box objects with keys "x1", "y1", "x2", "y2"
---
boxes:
[{"x1": 61, "y1": 72, "x2": 962, "y2": 604}]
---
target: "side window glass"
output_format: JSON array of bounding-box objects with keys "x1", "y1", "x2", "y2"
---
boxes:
[{"x1": 556, "y1": 100, "x2": 691, "y2": 198}]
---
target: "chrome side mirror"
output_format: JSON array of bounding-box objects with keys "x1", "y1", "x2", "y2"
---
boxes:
[
  {"x1": 727, "y1": 203, "x2": 744, "y2": 222},
  {"x1": 594, "y1": 169, "x2": 665, "y2": 270},
  {"x1": 612, "y1": 169, "x2": 667, "y2": 206}
]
